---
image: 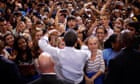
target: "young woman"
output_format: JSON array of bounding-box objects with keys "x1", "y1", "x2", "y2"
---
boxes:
[
  {"x1": 84, "y1": 36, "x2": 105, "y2": 84},
  {"x1": 103, "y1": 34, "x2": 122, "y2": 67},
  {"x1": 95, "y1": 25, "x2": 108, "y2": 50},
  {"x1": 3, "y1": 33, "x2": 16, "y2": 61},
  {"x1": 14, "y1": 36, "x2": 40, "y2": 83}
]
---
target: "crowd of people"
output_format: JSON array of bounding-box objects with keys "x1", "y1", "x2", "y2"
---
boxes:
[{"x1": 0, "y1": 0, "x2": 140, "y2": 84}]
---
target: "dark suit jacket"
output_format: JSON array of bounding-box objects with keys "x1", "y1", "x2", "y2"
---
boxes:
[
  {"x1": 0, "y1": 56, "x2": 23, "y2": 84},
  {"x1": 105, "y1": 48, "x2": 140, "y2": 84},
  {"x1": 28, "y1": 74, "x2": 67, "y2": 84}
]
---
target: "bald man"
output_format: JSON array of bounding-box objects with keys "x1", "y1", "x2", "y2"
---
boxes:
[{"x1": 28, "y1": 52, "x2": 65, "y2": 84}]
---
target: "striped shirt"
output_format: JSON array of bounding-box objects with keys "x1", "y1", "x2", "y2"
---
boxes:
[{"x1": 86, "y1": 49, "x2": 105, "y2": 73}]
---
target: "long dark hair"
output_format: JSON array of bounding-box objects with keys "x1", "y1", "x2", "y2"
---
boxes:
[
  {"x1": 14, "y1": 36, "x2": 33, "y2": 63},
  {"x1": 104, "y1": 34, "x2": 118, "y2": 49}
]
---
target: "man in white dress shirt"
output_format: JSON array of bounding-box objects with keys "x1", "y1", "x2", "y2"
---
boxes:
[{"x1": 38, "y1": 30, "x2": 91, "y2": 84}]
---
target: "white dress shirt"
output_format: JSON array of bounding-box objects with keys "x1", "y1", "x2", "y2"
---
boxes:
[{"x1": 38, "y1": 35, "x2": 91, "y2": 84}]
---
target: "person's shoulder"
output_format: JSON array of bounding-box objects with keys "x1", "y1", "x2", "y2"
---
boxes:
[
  {"x1": 28, "y1": 77, "x2": 66, "y2": 84},
  {"x1": 97, "y1": 49, "x2": 102, "y2": 53},
  {"x1": 81, "y1": 45, "x2": 88, "y2": 50},
  {"x1": 0, "y1": 56, "x2": 17, "y2": 70},
  {"x1": 109, "y1": 50, "x2": 125, "y2": 66},
  {"x1": 110, "y1": 49, "x2": 140, "y2": 65},
  {"x1": 103, "y1": 48, "x2": 112, "y2": 56},
  {"x1": 54, "y1": 78, "x2": 66, "y2": 84},
  {"x1": 103, "y1": 48, "x2": 112, "y2": 52},
  {"x1": 95, "y1": 49, "x2": 101, "y2": 54},
  {"x1": 134, "y1": 49, "x2": 140, "y2": 54},
  {"x1": 79, "y1": 48, "x2": 90, "y2": 54},
  {"x1": 27, "y1": 77, "x2": 41, "y2": 84},
  {"x1": 133, "y1": 49, "x2": 140, "y2": 58},
  {"x1": 0, "y1": 56, "x2": 14, "y2": 64}
]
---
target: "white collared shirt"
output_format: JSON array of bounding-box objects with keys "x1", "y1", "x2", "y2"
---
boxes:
[{"x1": 38, "y1": 36, "x2": 91, "y2": 84}]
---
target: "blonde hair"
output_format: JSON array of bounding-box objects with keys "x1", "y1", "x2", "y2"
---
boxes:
[{"x1": 84, "y1": 36, "x2": 100, "y2": 48}]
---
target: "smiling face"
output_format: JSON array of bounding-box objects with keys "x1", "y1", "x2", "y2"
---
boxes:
[
  {"x1": 17, "y1": 38, "x2": 27, "y2": 51},
  {"x1": 96, "y1": 27, "x2": 107, "y2": 42},
  {"x1": 5, "y1": 34, "x2": 15, "y2": 47},
  {"x1": 96, "y1": 29, "x2": 105, "y2": 40}
]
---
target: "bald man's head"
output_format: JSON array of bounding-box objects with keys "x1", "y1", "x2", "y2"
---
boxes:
[{"x1": 38, "y1": 52, "x2": 55, "y2": 73}]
